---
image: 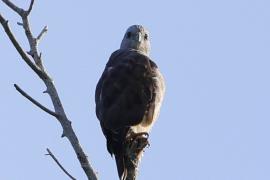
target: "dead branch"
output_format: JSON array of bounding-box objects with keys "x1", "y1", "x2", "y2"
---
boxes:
[
  {"x1": 36, "y1": 25, "x2": 48, "y2": 43},
  {"x1": 14, "y1": 84, "x2": 58, "y2": 117},
  {"x1": 46, "y1": 148, "x2": 77, "y2": 180},
  {"x1": 124, "y1": 136, "x2": 149, "y2": 180},
  {"x1": 0, "y1": 1, "x2": 98, "y2": 179}
]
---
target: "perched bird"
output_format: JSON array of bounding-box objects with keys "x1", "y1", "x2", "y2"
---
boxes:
[{"x1": 95, "y1": 25, "x2": 165, "y2": 179}]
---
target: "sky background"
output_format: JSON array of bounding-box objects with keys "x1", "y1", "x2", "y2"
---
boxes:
[{"x1": 1, "y1": 0, "x2": 270, "y2": 179}]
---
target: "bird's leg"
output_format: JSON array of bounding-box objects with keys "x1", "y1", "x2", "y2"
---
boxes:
[
  {"x1": 126, "y1": 131, "x2": 149, "y2": 141},
  {"x1": 124, "y1": 131, "x2": 149, "y2": 166},
  {"x1": 125, "y1": 131, "x2": 149, "y2": 151}
]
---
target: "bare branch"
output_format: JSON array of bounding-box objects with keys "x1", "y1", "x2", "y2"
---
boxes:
[
  {"x1": 1, "y1": 1, "x2": 98, "y2": 180},
  {"x1": 124, "y1": 136, "x2": 149, "y2": 180},
  {"x1": 22, "y1": 17, "x2": 43, "y2": 68},
  {"x1": 17, "y1": 22, "x2": 23, "y2": 26},
  {"x1": 2, "y1": 0, "x2": 24, "y2": 16},
  {"x1": 14, "y1": 84, "x2": 58, "y2": 117},
  {"x1": 0, "y1": 13, "x2": 46, "y2": 79},
  {"x1": 2, "y1": 0, "x2": 34, "y2": 16},
  {"x1": 26, "y1": 0, "x2": 34, "y2": 16},
  {"x1": 36, "y1": 25, "x2": 48, "y2": 43},
  {"x1": 2, "y1": 0, "x2": 42, "y2": 67},
  {"x1": 46, "y1": 148, "x2": 77, "y2": 180}
]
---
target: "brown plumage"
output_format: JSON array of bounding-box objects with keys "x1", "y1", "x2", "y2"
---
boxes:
[{"x1": 95, "y1": 25, "x2": 165, "y2": 179}]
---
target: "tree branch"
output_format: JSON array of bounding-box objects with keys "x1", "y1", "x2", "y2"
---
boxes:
[
  {"x1": 0, "y1": 13, "x2": 46, "y2": 79},
  {"x1": 1, "y1": 1, "x2": 98, "y2": 180},
  {"x1": 26, "y1": 0, "x2": 34, "y2": 16},
  {"x1": 2, "y1": 0, "x2": 24, "y2": 16},
  {"x1": 124, "y1": 136, "x2": 149, "y2": 180},
  {"x1": 46, "y1": 148, "x2": 77, "y2": 180},
  {"x1": 3, "y1": 0, "x2": 43, "y2": 68},
  {"x1": 14, "y1": 84, "x2": 58, "y2": 117},
  {"x1": 36, "y1": 25, "x2": 48, "y2": 43}
]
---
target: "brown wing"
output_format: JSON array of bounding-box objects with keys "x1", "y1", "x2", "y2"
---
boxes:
[
  {"x1": 95, "y1": 49, "x2": 157, "y2": 130},
  {"x1": 95, "y1": 49, "x2": 163, "y2": 178},
  {"x1": 95, "y1": 49, "x2": 158, "y2": 154}
]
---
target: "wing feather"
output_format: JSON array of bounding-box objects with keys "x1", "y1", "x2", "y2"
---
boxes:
[
  {"x1": 95, "y1": 49, "x2": 164, "y2": 160},
  {"x1": 96, "y1": 49, "x2": 157, "y2": 130}
]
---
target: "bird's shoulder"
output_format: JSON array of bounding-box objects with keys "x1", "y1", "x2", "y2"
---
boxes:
[{"x1": 106, "y1": 49, "x2": 158, "y2": 69}]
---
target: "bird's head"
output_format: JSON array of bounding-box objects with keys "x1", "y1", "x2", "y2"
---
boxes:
[{"x1": 120, "y1": 25, "x2": 151, "y2": 56}]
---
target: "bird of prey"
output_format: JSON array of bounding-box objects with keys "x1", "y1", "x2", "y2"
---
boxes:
[{"x1": 95, "y1": 25, "x2": 165, "y2": 179}]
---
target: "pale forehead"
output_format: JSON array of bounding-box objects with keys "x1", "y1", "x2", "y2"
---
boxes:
[{"x1": 125, "y1": 25, "x2": 149, "y2": 34}]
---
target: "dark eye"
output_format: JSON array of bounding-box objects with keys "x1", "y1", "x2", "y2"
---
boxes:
[
  {"x1": 126, "y1": 32, "x2": 131, "y2": 38},
  {"x1": 144, "y1": 34, "x2": 148, "y2": 40}
]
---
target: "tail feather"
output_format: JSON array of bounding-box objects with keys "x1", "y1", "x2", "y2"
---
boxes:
[{"x1": 115, "y1": 154, "x2": 126, "y2": 180}]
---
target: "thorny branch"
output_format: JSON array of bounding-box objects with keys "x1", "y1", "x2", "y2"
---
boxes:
[{"x1": 0, "y1": 1, "x2": 98, "y2": 179}]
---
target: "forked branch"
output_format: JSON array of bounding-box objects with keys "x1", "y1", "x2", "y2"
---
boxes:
[{"x1": 0, "y1": 1, "x2": 98, "y2": 179}]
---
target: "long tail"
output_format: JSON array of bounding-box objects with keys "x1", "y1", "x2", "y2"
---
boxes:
[
  {"x1": 115, "y1": 154, "x2": 127, "y2": 180},
  {"x1": 114, "y1": 133, "x2": 148, "y2": 179}
]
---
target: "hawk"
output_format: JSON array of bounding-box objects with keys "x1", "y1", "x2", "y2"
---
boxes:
[{"x1": 95, "y1": 25, "x2": 165, "y2": 179}]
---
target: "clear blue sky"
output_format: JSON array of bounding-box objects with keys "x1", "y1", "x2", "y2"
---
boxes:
[{"x1": 1, "y1": 0, "x2": 270, "y2": 179}]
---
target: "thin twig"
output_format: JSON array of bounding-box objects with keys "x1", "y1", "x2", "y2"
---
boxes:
[
  {"x1": 26, "y1": 0, "x2": 34, "y2": 16},
  {"x1": 36, "y1": 25, "x2": 48, "y2": 43},
  {"x1": 14, "y1": 84, "x2": 58, "y2": 117},
  {"x1": 2, "y1": 0, "x2": 34, "y2": 17},
  {"x1": 46, "y1": 148, "x2": 77, "y2": 180},
  {"x1": 17, "y1": 22, "x2": 23, "y2": 26},
  {"x1": 2, "y1": 0, "x2": 24, "y2": 16}
]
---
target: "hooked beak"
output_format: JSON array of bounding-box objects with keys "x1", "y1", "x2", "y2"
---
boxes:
[{"x1": 133, "y1": 32, "x2": 142, "y2": 42}]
